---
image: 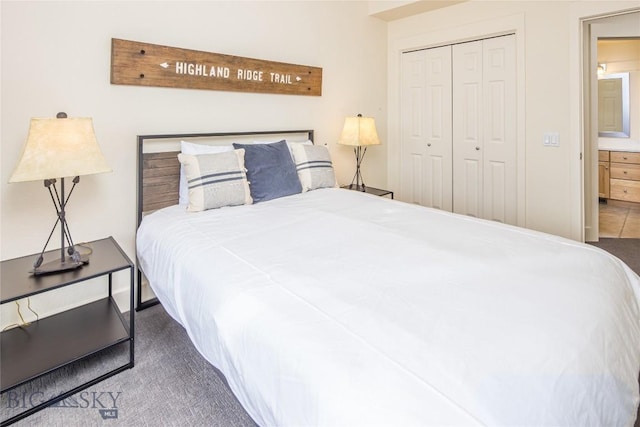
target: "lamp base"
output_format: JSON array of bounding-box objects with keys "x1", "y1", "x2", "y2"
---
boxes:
[
  {"x1": 348, "y1": 146, "x2": 368, "y2": 191},
  {"x1": 31, "y1": 254, "x2": 89, "y2": 276},
  {"x1": 30, "y1": 176, "x2": 92, "y2": 276},
  {"x1": 347, "y1": 184, "x2": 367, "y2": 191}
]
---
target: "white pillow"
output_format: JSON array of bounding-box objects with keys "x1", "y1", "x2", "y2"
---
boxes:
[
  {"x1": 250, "y1": 139, "x2": 313, "y2": 147},
  {"x1": 290, "y1": 144, "x2": 337, "y2": 192},
  {"x1": 178, "y1": 149, "x2": 252, "y2": 212},
  {"x1": 286, "y1": 139, "x2": 313, "y2": 153},
  {"x1": 179, "y1": 141, "x2": 233, "y2": 205},
  {"x1": 288, "y1": 139, "x2": 314, "y2": 146},
  {"x1": 248, "y1": 139, "x2": 313, "y2": 159}
]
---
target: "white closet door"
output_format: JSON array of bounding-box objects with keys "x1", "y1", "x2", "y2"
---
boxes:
[
  {"x1": 453, "y1": 40, "x2": 483, "y2": 218},
  {"x1": 482, "y1": 35, "x2": 516, "y2": 224},
  {"x1": 400, "y1": 46, "x2": 452, "y2": 209},
  {"x1": 452, "y1": 35, "x2": 516, "y2": 223}
]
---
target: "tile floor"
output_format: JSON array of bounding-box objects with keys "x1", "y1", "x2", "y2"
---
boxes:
[{"x1": 599, "y1": 200, "x2": 640, "y2": 238}]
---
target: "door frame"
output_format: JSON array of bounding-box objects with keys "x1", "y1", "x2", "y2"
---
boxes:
[
  {"x1": 579, "y1": 9, "x2": 640, "y2": 242},
  {"x1": 388, "y1": 13, "x2": 526, "y2": 228}
]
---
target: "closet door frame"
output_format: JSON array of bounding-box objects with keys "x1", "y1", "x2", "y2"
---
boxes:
[
  {"x1": 389, "y1": 14, "x2": 526, "y2": 228},
  {"x1": 400, "y1": 35, "x2": 517, "y2": 224}
]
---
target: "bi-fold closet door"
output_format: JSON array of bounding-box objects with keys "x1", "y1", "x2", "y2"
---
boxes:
[{"x1": 400, "y1": 35, "x2": 516, "y2": 225}]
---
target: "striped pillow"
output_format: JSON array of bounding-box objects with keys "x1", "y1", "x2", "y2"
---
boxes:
[
  {"x1": 291, "y1": 144, "x2": 336, "y2": 192},
  {"x1": 178, "y1": 149, "x2": 252, "y2": 212}
]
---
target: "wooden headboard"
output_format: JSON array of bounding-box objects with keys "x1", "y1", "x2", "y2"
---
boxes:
[
  {"x1": 137, "y1": 129, "x2": 314, "y2": 225},
  {"x1": 136, "y1": 129, "x2": 314, "y2": 309}
]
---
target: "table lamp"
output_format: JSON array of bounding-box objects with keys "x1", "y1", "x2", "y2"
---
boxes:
[
  {"x1": 9, "y1": 112, "x2": 111, "y2": 275},
  {"x1": 338, "y1": 114, "x2": 381, "y2": 190}
]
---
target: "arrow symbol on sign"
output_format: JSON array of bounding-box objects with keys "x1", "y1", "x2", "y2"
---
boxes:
[
  {"x1": 160, "y1": 62, "x2": 170, "y2": 69},
  {"x1": 296, "y1": 76, "x2": 302, "y2": 82}
]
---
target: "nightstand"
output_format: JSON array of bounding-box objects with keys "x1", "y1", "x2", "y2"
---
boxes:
[
  {"x1": 0, "y1": 237, "x2": 134, "y2": 426},
  {"x1": 341, "y1": 184, "x2": 394, "y2": 199}
]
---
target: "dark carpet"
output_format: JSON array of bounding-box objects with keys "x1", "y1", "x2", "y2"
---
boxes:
[
  {"x1": 588, "y1": 238, "x2": 640, "y2": 276},
  {"x1": 2, "y1": 305, "x2": 257, "y2": 426},
  {"x1": 587, "y1": 238, "x2": 640, "y2": 427}
]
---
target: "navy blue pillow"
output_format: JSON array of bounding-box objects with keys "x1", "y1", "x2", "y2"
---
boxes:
[{"x1": 232, "y1": 140, "x2": 302, "y2": 203}]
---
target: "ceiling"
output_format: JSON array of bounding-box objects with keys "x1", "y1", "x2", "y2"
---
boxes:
[{"x1": 369, "y1": 0, "x2": 467, "y2": 21}]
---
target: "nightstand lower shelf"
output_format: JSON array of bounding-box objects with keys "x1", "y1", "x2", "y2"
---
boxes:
[{"x1": 1, "y1": 297, "x2": 129, "y2": 392}]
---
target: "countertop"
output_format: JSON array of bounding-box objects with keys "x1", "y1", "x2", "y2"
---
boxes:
[{"x1": 599, "y1": 139, "x2": 640, "y2": 153}]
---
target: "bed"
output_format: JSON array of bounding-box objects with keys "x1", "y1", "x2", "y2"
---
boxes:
[{"x1": 136, "y1": 130, "x2": 640, "y2": 426}]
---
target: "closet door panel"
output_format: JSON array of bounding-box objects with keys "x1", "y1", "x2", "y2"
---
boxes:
[
  {"x1": 425, "y1": 47, "x2": 453, "y2": 210},
  {"x1": 401, "y1": 50, "x2": 427, "y2": 205},
  {"x1": 409, "y1": 154, "x2": 424, "y2": 204},
  {"x1": 400, "y1": 46, "x2": 452, "y2": 210},
  {"x1": 461, "y1": 159, "x2": 481, "y2": 217},
  {"x1": 487, "y1": 161, "x2": 507, "y2": 222},
  {"x1": 399, "y1": 35, "x2": 516, "y2": 224},
  {"x1": 483, "y1": 35, "x2": 516, "y2": 224},
  {"x1": 429, "y1": 155, "x2": 446, "y2": 209},
  {"x1": 453, "y1": 41, "x2": 483, "y2": 217}
]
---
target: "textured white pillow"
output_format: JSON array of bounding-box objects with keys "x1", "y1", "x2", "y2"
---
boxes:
[
  {"x1": 290, "y1": 144, "x2": 337, "y2": 192},
  {"x1": 248, "y1": 139, "x2": 313, "y2": 158},
  {"x1": 178, "y1": 149, "x2": 252, "y2": 212},
  {"x1": 179, "y1": 141, "x2": 234, "y2": 205}
]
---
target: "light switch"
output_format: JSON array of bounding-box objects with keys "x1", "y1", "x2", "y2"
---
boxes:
[{"x1": 543, "y1": 132, "x2": 559, "y2": 147}]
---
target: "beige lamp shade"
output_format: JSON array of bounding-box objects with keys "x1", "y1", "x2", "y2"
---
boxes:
[
  {"x1": 10, "y1": 116, "x2": 111, "y2": 183},
  {"x1": 338, "y1": 115, "x2": 381, "y2": 147}
]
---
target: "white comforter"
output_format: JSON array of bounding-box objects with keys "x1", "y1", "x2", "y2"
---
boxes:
[{"x1": 137, "y1": 188, "x2": 640, "y2": 426}]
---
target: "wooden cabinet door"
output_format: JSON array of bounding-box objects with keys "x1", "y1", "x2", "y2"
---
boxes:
[{"x1": 598, "y1": 161, "x2": 610, "y2": 199}]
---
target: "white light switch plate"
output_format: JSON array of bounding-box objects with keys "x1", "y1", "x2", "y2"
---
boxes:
[{"x1": 543, "y1": 132, "x2": 559, "y2": 147}]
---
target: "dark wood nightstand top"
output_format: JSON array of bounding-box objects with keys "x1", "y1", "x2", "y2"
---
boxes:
[
  {"x1": 341, "y1": 184, "x2": 394, "y2": 199},
  {"x1": 1, "y1": 237, "x2": 133, "y2": 304}
]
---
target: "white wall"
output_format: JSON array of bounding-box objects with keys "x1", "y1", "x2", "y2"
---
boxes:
[
  {"x1": 386, "y1": 0, "x2": 640, "y2": 240},
  {"x1": 0, "y1": 1, "x2": 387, "y2": 322}
]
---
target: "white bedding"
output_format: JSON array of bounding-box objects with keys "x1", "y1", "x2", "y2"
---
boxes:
[{"x1": 137, "y1": 188, "x2": 640, "y2": 426}]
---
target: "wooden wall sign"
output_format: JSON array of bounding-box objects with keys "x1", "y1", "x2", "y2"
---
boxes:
[{"x1": 110, "y1": 38, "x2": 322, "y2": 96}]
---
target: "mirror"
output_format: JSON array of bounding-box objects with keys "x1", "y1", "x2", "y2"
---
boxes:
[{"x1": 598, "y1": 72, "x2": 630, "y2": 138}]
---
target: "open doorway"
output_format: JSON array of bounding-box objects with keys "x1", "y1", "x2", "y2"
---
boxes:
[
  {"x1": 597, "y1": 38, "x2": 640, "y2": 239},
  {"x1": 582, "y1": 11, "x2": 640, "y2": 242}
]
